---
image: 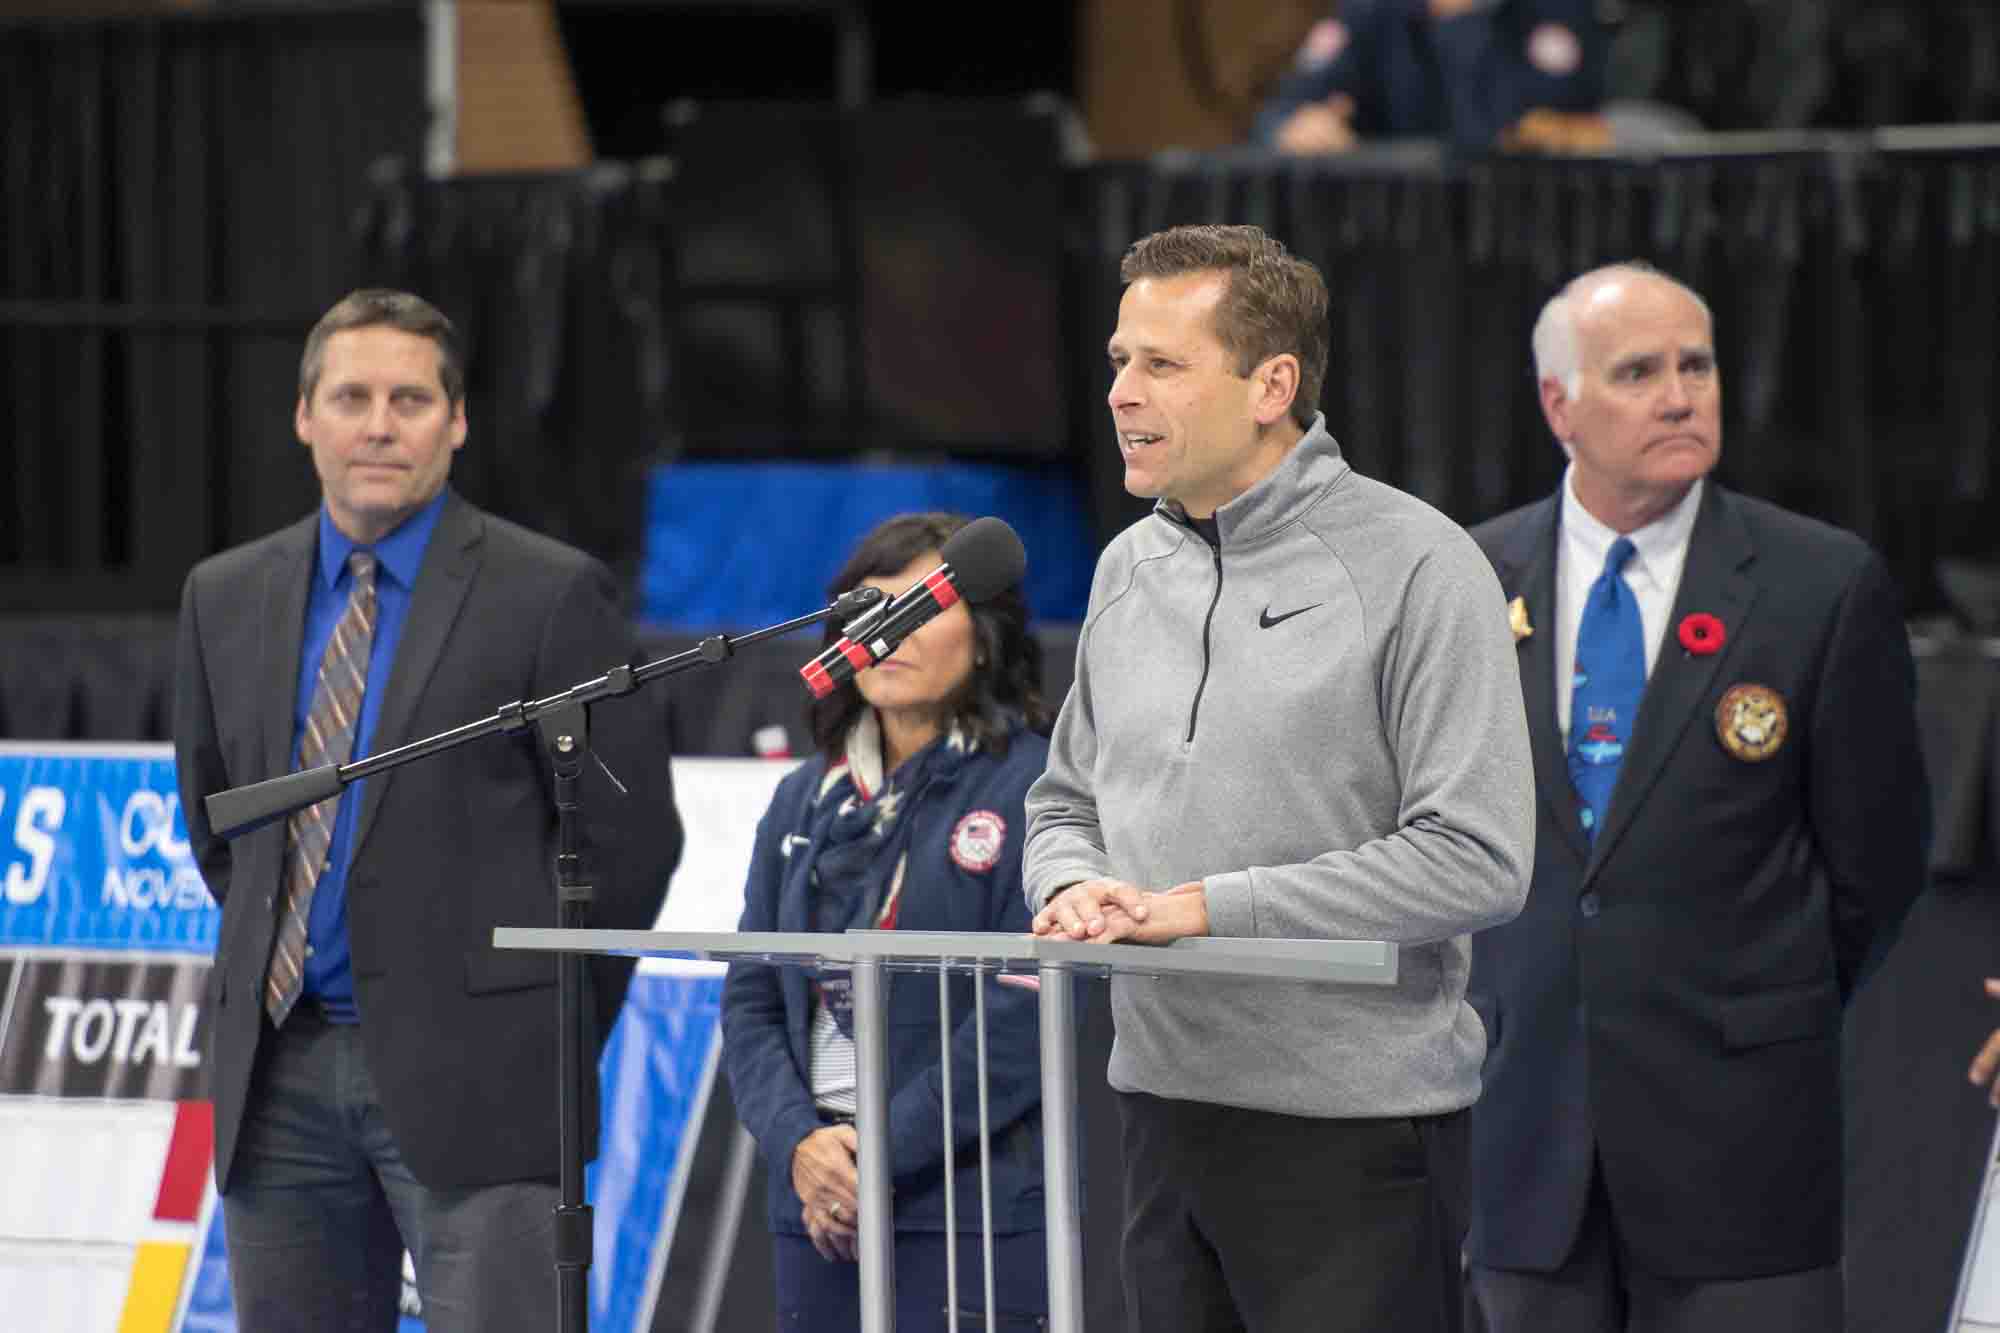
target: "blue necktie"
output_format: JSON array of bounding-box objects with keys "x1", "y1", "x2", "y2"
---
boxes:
[{"x1": 1567, "y1": 537, "x2": 1644, "y2": 843}]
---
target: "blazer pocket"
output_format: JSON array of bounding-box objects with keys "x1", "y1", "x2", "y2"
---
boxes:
[
  {"x1": 1722, "y1": 977, "x2": 1838, "y2": 1049},
  {"x1": 463, "y1": 946, "x2": 558, "y2": 996}
]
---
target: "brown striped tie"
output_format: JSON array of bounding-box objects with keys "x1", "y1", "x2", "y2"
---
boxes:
[{"x1": 265, "y1": 550, "x2": 378, "y2": 1026}]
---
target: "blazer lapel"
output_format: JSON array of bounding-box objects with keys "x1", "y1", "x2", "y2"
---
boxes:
[
  {"x1": 1584, "y1": 485, "x2": 1758, "y2": 883},
  {"x1": 1498, "y1": 496, "x2": 1590, "y2": 864},
  {"x1": 349, "y1": 494, "x2": 484, "y2": 863},
  {"x1": 261, "y1": 516, "x2": 318, "y2": 783}
]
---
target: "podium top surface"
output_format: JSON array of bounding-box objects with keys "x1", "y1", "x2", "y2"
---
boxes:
[{"x1": 493, "y1": 927, "x2": 1399, "y2": 985}]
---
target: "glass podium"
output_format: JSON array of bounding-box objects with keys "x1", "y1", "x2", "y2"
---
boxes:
[{"x1": 496, "y1": 926, "x2": 1400, "y2": 1333}]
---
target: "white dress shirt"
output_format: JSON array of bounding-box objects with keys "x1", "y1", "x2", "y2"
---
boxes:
[{"x1": 1554, "y1": 470, "x2": 1704, "y2": 742}]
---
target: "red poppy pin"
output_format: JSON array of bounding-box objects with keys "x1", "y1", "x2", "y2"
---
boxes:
[{"x1": 1677, "y1": 612, "x2": 1725, "y2": 656}]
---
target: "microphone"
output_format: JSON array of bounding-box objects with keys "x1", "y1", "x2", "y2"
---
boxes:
[{"x1": 799, "y1": 517, "x2": 1026, "y2": 699}]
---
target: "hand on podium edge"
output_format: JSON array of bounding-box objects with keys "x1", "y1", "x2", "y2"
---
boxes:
[{"x1": 1033, "y1": 878, "x2": 1208, "y2": 946}]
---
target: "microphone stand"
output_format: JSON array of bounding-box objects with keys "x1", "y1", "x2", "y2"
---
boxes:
[{"x1": 203, "y1": 586, "x2": 883, "y2": 1333}]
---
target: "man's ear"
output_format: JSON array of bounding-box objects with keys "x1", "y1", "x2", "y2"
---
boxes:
[
  {"x1": 294, "y1": 395, "x2": 312, "y2": 444},
  {"x1": 1539, "y1": 375, "x2": 1573, "y2": 446},
  {"x1": 1252, "y1": 353, "x2": 1300, "y2": 428}
]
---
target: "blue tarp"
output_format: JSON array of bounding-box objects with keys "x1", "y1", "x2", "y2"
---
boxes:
[{"x1": 641, "y1": 462, "x2": 1095, "y2": 631}]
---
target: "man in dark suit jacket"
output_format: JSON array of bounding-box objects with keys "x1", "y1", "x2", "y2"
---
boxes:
[
  {"x1": 172, "y1": 289, "x2": 683, "y2": 1331},
  {"x1": 1464, "y1": 263, "x2": 1929, "y2": 1332}
]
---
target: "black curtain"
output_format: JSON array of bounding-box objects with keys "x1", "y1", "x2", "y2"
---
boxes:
[
  {"x1": 348, "y1": 161, "x2": 680, "y2": 593},
  {"x1": 4, "y1": 21, "x2": 2000, "y2": 627},
  {"x1": 1069, "y1": 146, "x2": 2000, "y2": 616},
  {"x1": 10, "y1": 38, "x2": 2000, "y2": 625},
  {"x1": 0, "y1": 5, "x2": 426, "y2": 612}
]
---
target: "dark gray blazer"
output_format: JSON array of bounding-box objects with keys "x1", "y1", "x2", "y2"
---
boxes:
[{"x1": 173, "y1": 491, "x2": 683, "y2": 1191}]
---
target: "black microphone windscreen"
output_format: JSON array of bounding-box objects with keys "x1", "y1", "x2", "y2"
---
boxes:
[{"x1": 942, "y1": 517, "x2": 1026, "y2": 603}]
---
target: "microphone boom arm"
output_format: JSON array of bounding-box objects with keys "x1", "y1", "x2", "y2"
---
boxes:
[{"x1": 202, "y1": 585, "x2": 886, "y2": 840}]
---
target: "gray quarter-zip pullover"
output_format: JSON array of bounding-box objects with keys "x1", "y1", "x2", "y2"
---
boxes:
[{"x1": 1025, "y1": 415, "x2": 1535, "y2": 1117}]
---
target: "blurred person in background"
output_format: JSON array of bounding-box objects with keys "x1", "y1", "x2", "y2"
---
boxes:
[
  {"x1": 721, "y1": 512, "x2": 1054, "y2": 1331},
  {"x1": 1254, "y1": 0, "x2": 1611, "y2": 155}
]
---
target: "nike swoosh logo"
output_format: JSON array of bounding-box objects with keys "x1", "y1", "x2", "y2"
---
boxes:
[{"x1": 1259, "y1": 603, "x2": 1322, "y2": 629}]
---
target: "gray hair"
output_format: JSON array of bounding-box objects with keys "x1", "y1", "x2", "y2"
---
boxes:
[{"x1": 1531, "y1": 261, "x2": 1713, "y2": 398}]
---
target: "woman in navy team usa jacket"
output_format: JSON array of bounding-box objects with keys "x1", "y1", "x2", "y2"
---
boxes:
[{"x1": 721, "y1": 513, "x2": 1053, "y2": 1331}]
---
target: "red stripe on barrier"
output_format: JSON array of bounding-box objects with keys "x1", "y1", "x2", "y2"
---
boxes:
[
  {"x1": 153, "y1": 1100, "x2": 214, "y2": 1222},
  {"x1": 925, "y1": 571, "x2": 959, "y2": 609},
  {"x1": 800, "y1": 660, "x2": 836, "y2": 698},
  {"x1": 839, "y1": 640, "x2": 875, "y2": 671}
]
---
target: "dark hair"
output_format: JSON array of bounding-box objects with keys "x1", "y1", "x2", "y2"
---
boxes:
[
  {"x1": 299, "y1": 288, "x2": 465, "y2": 407},
  {"x1": 1120, "y1": 224, "x2": 1329, "y2": 430},
  {"x1": 809, "y1": 512, "x2": 1052, "y2": 760}
]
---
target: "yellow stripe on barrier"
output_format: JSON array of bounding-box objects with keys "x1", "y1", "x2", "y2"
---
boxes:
[{"x1": 117, "y1": 1242, "x2": 191, "y2": 1333}]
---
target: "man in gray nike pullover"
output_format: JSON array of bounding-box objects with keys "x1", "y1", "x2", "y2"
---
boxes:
[{"x1": 1025, "y1": 224, "x2": 1534, "y2": 1333}]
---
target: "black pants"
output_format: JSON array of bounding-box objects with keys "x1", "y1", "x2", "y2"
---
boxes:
[{"x1": 1116, "y1": 1091, "x2": 1468, "y2": 1333}]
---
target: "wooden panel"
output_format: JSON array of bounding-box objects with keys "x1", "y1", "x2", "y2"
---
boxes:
[
  {"x1": 456, "y1": 0, "x2": 592, "y2": 173},
  {"x1": 1079, "y1": 0, "x2": 1319, "y2": 155}
]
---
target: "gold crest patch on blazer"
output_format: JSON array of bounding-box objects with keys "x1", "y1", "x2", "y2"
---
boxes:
[{"x1": 1715, "y1": 684, "x2": 1788, "y2": 762}]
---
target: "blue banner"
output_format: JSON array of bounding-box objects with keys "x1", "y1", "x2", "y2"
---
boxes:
[
  {"x1": 590, "y1": 974, "x2": 725, "y2": 1330},
  {"x1": 0, "y1": 743, "x2": 740, "y2": 1333},
  {"x1": 0, "y1": 744, "x2": 217, "y2": 954}
]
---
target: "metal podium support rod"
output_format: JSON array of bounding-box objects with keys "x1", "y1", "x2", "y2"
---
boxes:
[
  {"x1": 853, "y1": 957, "x2": 896, "y2": 1330},
  {"x1": 975, "y1": 965, "x2": 996, "y2": 1333},
  {"x1": 1038, "y1": 963, "x2": 1085, "y2": 1333},
  {"x1": 939, "y1": 968, "x2": 959, "y2": 1333}
]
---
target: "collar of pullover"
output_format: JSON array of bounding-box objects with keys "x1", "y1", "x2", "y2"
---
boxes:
[{"x1": 1155, "y1": 412, "x2": 1351, "y2": 551}]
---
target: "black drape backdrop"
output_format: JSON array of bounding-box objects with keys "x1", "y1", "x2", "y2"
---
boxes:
[
  {"x1": 0, "y1": 5, "x2": 425, "y2": 611},
  {"x1": 6, "y1": 21, "x2": 1998, "y2": 621},
  {"x1": 348, "y1": 161, "x2": 681, "y2": 584},
  {"x1": 1069, "y1": 146, "x2": 2000, "y2": 608}
]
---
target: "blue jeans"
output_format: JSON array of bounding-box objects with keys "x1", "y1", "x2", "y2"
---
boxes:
[{"x1": 221, "y1": 1009, "x2": 561, "y2": 1333}]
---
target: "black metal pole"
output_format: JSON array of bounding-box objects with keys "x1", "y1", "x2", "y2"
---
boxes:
[
  {"x1": 540, "y1": 703, "x2": 593, "y2": 1333},
  {"x1": 204, "y1": 590, "x2": 883, "y2": 842}
]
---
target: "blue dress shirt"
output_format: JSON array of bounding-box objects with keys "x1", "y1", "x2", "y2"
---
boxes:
[{"x1": 291, "y1": 490, "x2": 449, "y2": 1021}]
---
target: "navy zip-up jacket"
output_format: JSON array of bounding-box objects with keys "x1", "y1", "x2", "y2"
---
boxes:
[{"x1": 722, "y1": 725, "x2": 1049, "y2": 1236}]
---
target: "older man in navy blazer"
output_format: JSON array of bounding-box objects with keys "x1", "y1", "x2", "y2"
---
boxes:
[{"x1": 1464, "y1": 263, "x2": 1929, "y2": 1332}]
